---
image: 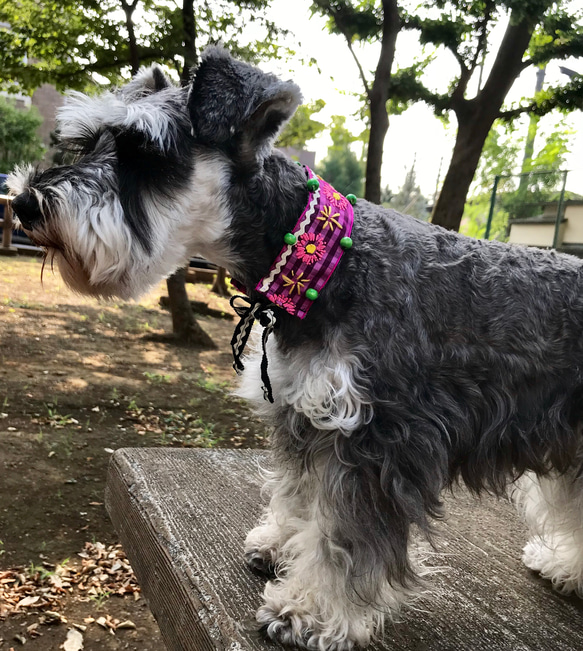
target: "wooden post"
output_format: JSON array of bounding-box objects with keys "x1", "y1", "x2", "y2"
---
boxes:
[{"x1": 0, "y1": 195, "x2": 18, "y2": 256}]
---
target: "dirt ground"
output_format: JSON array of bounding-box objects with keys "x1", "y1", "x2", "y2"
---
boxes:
[{"x1": 0, "y1": 254, "x2": 268, "y2": 650}]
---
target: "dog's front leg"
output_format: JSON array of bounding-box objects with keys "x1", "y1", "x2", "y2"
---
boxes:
[
  {"x1": 245, "y1": 468, "x2": 311, "y2": 576},
  {"x1": 255, "y1": 474, "x2": 411, "y2": 650}
]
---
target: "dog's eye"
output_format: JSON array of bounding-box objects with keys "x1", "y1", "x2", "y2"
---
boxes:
[{"x1": 58, "y1": 128, "x2": 102, "y2": 156}]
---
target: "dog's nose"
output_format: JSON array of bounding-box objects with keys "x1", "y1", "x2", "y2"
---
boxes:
[{"x1": 11, "y1": 191, "x2": 43, "y2": 231}]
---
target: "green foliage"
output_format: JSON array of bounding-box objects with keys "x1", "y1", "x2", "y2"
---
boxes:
[
  {"x1": 463, "y1": 117, "x2": 572, "y2": 238},
  {"x1": 277, "y1": 99, "x2": 326, "y2": 150},
  {"x1": 0, "y1": 97, "x2": 44, "y2": 171},
  {"x1": 472, "y1": 118, "x2": 571, "y2": 197},
  {"x1": 317, "y1": 116, "x2": 364, "y2": 197},
  {"x1": 0, "y1": 0, "x2": 289, "y2": 93},
  {"x1": 472, "y1": 121, "x2": 523, "y2": 195},
  {"x1": 460, "y1": 198, "x2": 509, "y2": 241}
]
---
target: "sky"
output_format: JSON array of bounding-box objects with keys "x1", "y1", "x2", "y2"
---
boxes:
[{"x1": 251, "y1": 0, "x2": 583, "y2": 199}]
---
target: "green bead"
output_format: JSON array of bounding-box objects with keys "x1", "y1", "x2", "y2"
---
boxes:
[
  {"x1": 284, "y1": 232, "x2": 297, "y2": 245},
  {"x1": 307, "y1": 178, "x2": 320, "y2": 192},
  {"x1": 346, "y1": 193, "x2": 357, "y2": 206},
  {"x1": 340, "y1": 236, "x2": 353, "y2": 250},
  {"x1": 305, "y1": 288, "x2": 319, "y2": 301}
]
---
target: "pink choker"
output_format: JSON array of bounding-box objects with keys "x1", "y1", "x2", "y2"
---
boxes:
[{"x1": 255, "y1": 166, "x2": 355, "y2": 319}]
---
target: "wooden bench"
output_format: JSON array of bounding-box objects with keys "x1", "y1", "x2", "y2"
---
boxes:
[
  {"x1": 0, "y1": 194, "x2": 18, "y2": 256},
  {"x1": 106, "y1": 448, "x2": 583, "y2": 651}
]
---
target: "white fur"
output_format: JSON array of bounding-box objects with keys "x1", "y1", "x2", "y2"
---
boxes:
[
  {"x1": 514, "y1": 471, "x2": 583, "y2": 596},
  {"x1": 236, "y1": 333, "x2": 373, "y2": 435},
  {"x1": 249, "y1": 469, "x2": 409, "y2": 650},
  {"x1": 59, "y1": 79, "x2": 186, "y2": 152}
]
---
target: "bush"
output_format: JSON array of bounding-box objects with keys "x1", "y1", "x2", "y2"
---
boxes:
[{"x1": 0, "y1": 97, "x2": 45, "y2": 172}]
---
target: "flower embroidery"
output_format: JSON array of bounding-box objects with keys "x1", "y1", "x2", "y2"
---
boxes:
[
  {"x1": 267, "y1": 292, "x2": 296, "y2": 313},
  {"x1": 317, "y1": 205, "x2": 342, "y2": 232},
  {"x1": 322, "y1": 184, "x2": 349, "y2": 210},
  {"x1": 282, "y1": 270, "x2": 307, "y2": 295},
  {"x1": 296, "y1": 233, "x2": 326, "y2": 265}
]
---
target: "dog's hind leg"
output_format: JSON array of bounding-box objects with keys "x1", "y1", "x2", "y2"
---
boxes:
[{"x1": 514, "y1": 470, "x2": 583, "y2": 596}]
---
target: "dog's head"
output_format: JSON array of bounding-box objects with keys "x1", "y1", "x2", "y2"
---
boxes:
[{"x1": 8, "y1": 48, "x2": 302, "y2": 299}]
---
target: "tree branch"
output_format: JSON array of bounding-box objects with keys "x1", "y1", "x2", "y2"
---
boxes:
[
  {"x1": 467, "y1": 0, "x2": 495, "y2": 77},
  {"x1": 311, "y1": 0, "x2": 371, "y2": 98},
  {"x1": 499, "y1": 77, "x2": 583, "y2": 121}
]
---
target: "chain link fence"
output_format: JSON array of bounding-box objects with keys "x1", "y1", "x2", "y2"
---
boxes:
[{"x1": 460, "y1": 170, "x2": 570, "y2": 248}]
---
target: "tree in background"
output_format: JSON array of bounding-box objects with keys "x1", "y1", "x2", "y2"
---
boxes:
[
  {"x1": 0, "y1": 98, "x2": 44, "y2": 171},
  {"x1": 387, "y1": 163, "x2": 428, "y2": 220},
  {"x1": 317, "y1": 116, "x2": 365, "y2": 197},
  {"x1": 312, "y1": 1, "x2": 583, "y2": 232},
  {"x1": 390, "y1": 0, "x2": 583, "y2": 232},
  {"x1": 312, "y1": 0, "x2": 399, "y2": 204},
  {"x1": 277, "y1": 99, "x2": 327, "y2": 151},
  {"x1": 0, "y1": 0, "x2": 286, "y2": 93}
]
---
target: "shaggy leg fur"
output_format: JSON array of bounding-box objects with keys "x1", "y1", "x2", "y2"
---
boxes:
[
  {"x1": 253, "y1": 472, "x2": 410, "y2": 650},
  {"x1": 515, "y1": 471, "x2": 583, "y2": 596},
  {"x1": 245, "y1": 469, "x2": 311, "y2": 576}
]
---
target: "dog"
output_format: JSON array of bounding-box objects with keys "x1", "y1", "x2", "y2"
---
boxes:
[{"x1": 8, "y1": 47, "x2": 583, "y2": 650}]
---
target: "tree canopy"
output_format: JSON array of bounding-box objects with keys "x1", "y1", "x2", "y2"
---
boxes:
[
  {"x1": 0, "y1": 0, "x2": 287, "y2": 93},
  {"x1": 311, "y1": 0, "x2": 583, "y2": 230}
]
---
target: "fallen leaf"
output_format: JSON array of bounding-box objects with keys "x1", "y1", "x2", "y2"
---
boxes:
[
  {"x1": 60, "y1": 628, "x2": 83, "y2": 651},
  {"x1": 16, "y1": 596, "x2": 40, "y2": 608},
  {"x1": 116, "y1": 620, "x2": 136, "y2": 630}
]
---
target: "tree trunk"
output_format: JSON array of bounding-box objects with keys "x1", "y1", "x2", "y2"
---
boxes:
[
  {"x1": 180, "y1": 0, "x2": 197, "y2": 85},
  {"x1": 431, "y1": 14, "x2": 536, "y2": 231},
  {"x1": 365, "y1": 93, "x2": 390, "y2": 205},
  {"x1": 431, "y1": 112, "x2": 494, "y2": 231},
  {"x1": 160, "y1": 0, "x2": 215, "y2": 348},
  {"x1": 166, "y1": 268, "x2": 216, "y2": 348},
  {"x1": 120, "y1": 0, "x2": 140, "y2": 76},
  {"x1": 364, "y1": 0, "x2": 400, "y2": 204},
  {"x1": 211, "y1": 267, "x2": 230, "y2": 297}
]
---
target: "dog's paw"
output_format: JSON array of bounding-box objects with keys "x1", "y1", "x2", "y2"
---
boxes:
[
  {"x1": 245, "y1": 548, "x2": 277, "y2": 578},
  {"x1": 257, "y1": 603, "x2": 361, "y2": 651},
  {"x1": 522, "y1": 536, "x2": 547, "y2": 573}
]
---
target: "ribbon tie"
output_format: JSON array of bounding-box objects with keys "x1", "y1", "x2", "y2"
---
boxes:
[{"x1": 230, "y1": 295, "x2": 277, "y2": 403}]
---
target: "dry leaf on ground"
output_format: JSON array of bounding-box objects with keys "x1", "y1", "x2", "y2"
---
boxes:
[{"x1": 61, "y1": 627, "x2": 84, "y2": 651}]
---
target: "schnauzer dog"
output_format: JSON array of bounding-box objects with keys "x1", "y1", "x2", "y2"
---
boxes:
[{"x1": 9, "y1": 47, "x2": 583, "y2": 650}]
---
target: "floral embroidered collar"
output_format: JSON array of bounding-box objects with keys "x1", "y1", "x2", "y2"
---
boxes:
[
  {"x1": 255, "y1": 166, "x2": 355, "y2": 319},
  {"x1": 229, "y1": 167, "x2": 356, "y2": 402}
]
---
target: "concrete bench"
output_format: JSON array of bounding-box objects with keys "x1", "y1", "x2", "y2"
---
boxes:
[{"x1": 106, "y1": 448, "x2": 583, "y2": 651}]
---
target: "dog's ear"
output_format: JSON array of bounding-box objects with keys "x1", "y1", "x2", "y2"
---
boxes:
[
  {"x1": 188, "y1": 46, "x2": 302, "y2": 168},
  {"x1": 120, "y1": 65, "x2": 173, "y2": 102},
  {"x1": 58, "y1": 66, "x2": 183, "y2": 153}
]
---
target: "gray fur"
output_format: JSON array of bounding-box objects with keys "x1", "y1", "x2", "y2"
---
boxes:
[{"x1": 8, "y1": 47, "x2": 583, "y2": 650}]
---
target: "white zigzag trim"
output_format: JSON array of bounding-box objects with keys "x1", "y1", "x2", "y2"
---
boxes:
[
  {"x1": 233, "y1": 305, "x2": 261, "y2": 362},
  {"x1": 258, "y1": 186, "x2": 320, "y2": 293}
]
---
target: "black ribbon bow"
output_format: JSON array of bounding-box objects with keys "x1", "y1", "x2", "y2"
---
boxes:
[{"x1": 230, "y1": 295, "x2": 277, "y2": 403}]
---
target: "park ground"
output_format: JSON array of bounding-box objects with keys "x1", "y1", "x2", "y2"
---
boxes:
[{"x1": 0, "y1": 255, "x2": 268, "y2": 650}]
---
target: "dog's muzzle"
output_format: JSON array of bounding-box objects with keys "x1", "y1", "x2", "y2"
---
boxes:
[{"x1": 11, "y1": 190, "x2": 43, "y2": 231}]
